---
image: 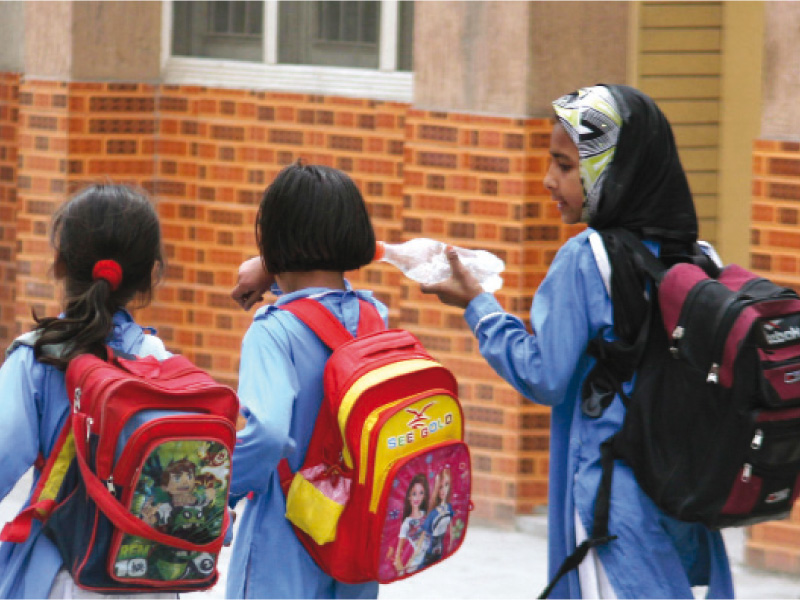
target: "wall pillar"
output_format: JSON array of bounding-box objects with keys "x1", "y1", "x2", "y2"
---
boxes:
[{"x1": 748, "y1": 0, "x2": 800, "y2": 575}]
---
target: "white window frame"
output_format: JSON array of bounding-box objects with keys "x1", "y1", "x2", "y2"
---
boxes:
[{"x1": 161, "y1": 0, "x2": 413, "y2": 103}]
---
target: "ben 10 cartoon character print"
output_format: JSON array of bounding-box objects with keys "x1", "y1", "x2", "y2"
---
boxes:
[{"x1": 111, "y1": 441, "x2": 231, "y2": 583}]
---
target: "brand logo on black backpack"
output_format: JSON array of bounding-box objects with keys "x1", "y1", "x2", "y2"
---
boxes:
[
  {"x1": 765, "y1": 488, "x2": 790, "y2": 504},
  {"x1": 759, "y1": 315, "x2": 800, "y2": 347}
]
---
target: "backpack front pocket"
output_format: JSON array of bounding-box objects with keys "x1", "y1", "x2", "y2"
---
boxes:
[
  {"x1": 372, "y1": 440, "x2": 471, "y2": 583},
  {"x1": 108, "y1": 427, "x2": 232, "y2": 586},
  {"x1": 720, "y1": 408, "x2": 800, "y2": 523}
]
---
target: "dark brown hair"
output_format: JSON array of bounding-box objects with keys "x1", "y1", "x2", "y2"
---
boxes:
[
  {"x1": 255, "y1": 162, "x2": 376, "y2": 274},
  {"x1": 33, "y1": 184, "x2": 164, "y2": 369},
  {"x1": 402, "y1": 473, "x2": 431, "y2": 520}
]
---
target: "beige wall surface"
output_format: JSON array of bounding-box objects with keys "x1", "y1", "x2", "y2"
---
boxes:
[
  {"x1": 23, "y1": 0, "x2": 161, "y2": 82},
  {"x1": 527, "y1": 1, "x2": 629, "y2": 116},
  {"x1": 24, "y1": 1, "x2": 73, "y2": 79},
  {"x1": 0, "y1": 2, "x2": 25, "y2": 72},
  {"x1": 761, "y1": 1, "x2": 800, "y2": 139},
  {"x1": 72, "y1": 1, "x2": 162, "y2": 82},
  {"x1": 414, "y1": 1, "x2": 629, "y2": 118},
  {"x1": 414, "y1": 1, "x2": 532, "y2": 116}
]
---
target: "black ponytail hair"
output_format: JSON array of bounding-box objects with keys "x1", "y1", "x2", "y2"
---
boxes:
[{"x1": 33, "y1": 184, "x2": 164, "y2": 369}]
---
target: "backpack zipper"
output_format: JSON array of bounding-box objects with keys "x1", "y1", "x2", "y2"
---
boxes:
[
  {"x1": 707, "y1": 295, "x2": 753, "y2": 383},
  {"x1": 670, "y1": 279, "x2": 716, "y2": 357}
]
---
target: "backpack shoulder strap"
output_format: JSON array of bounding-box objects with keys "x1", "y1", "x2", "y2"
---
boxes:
[
  {"x1": 281, "y1": 297, "x2": 385, "y2": 350},
  {"x1": 5, "y1": 330, "x2": 68, "y2": 360},
  {"x1": 588, "y1": 232, "x2": 612, "y2": 296},
  {"x1": 280, "y1": 298, "x2": 355, "y2": 349},
  {"x1": 607, "y1": 228, "x2": 667, "y2": 283},
  {"x1": 355, "y1": 299, "x2": 385, "y2": 336}
]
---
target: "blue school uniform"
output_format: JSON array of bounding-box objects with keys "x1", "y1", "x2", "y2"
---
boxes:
[
  {"x1": 0, "y1": 310, "x2": 169, "y2": 599},
  {"x1": 227, "y1": 284, "x2": 386, "y2": 599},
  {"x1": 463, "y1": 229, "x2": 734, "y2": 599}
]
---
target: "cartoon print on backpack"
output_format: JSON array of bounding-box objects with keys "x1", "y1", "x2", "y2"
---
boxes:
[
  {"x1": 115, "y1": 441, "x2": 231, "y2": 581},
  {"x1": 393, "y1": 473, "x2": 430, "y2": 576},
  {"x1": 378, "y1": 444, "x2": 471, "y2": 582},
  {"x1": 422, "y1": 466, "x2": 454, "y2": 567}
]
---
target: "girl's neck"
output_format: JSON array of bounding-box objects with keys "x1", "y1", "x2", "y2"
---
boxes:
[{"x1": 276, "y1": 270, "x2": 346, "y2": 294}]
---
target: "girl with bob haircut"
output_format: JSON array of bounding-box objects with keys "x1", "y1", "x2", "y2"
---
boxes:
[
  {"x1": 227, "y1": 162, "x2": 387, "y2": 599},
  {"x1": 421, "y1": 85, "x2": 734, "y2": 598},
  {"x1": 0, "y1": 184, "x2": 172, "y2": 598}
]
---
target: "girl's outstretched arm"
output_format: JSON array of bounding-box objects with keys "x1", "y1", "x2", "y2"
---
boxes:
[{"x1": 425, "y1": 235, "x2": 609, "y2": 406}]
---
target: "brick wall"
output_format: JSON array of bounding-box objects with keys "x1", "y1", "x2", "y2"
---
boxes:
[
  {"x1": 0, "y1": 73, "x2": 19, "y2": 352},
  {"x1": 5, "y1": 77, "x2": 569, "y2": 521},
  {"x1": 747, "y1": 139, "x2": 800, "y2": 573}
]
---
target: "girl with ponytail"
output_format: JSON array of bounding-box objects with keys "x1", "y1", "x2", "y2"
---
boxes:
[
  {"x1": 0, "y1": 183, "x2": 173, "y2": 598},
  {"x1": 32, "y1": 184, "x2": 165, "y2": 369}
]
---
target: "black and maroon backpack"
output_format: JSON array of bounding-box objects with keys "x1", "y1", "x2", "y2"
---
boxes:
[{"x1": 542, "y1": 227, "x2": 800, "y2": 597}]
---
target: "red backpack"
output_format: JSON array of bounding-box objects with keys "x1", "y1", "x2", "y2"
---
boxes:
[
  {"x1": 276, "y1": 298, "x2": 472, "y2": 584},
  {"x1": 1, "y1": 344, "x2": 239, "y2": 593}
]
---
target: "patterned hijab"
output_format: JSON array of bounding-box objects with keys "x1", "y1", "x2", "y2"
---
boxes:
[{"x1": 552, "y1": 84, "x2": 697, "y2": 244}]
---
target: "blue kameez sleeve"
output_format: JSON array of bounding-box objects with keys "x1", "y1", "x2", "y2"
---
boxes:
[
  {"x1": 0, "y1": 350, "x2": 43, "y2": 502},
  {"x1": 232, "y1": 316, "x2": 298, "y2": 497},
  {"x1": 463, "y1": 234, "x2": 611, "y2": 406}
]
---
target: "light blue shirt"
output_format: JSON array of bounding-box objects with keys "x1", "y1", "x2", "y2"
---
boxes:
[
  {"x1": 226, "y1": 283, "x2": 386, "y2": 599},
  {"x1": 463, "y1": 229, "x2": 733, "y2": 599},
  {"x1": 0, "y1": 310, "x2": 161, "y2": 598}
]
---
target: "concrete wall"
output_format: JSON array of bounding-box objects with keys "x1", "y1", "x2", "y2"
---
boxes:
[
  {"x1": 24, "y1": 1, "x2": 72, "y2": 79},
  {"x1": 22, "y1": 0, "x2": 161, "y2": 82},
  {"x1": 527, "y1": 2, "x2": 629, "y2": 116},
  {"x1": 72, "y1": 1, "x2": 161, "y2": 82},
  {"x1": 761, "y1": 1, "x2": 800, "y2": 140},
  {"x1": 413, "y1": 1, "x2": 532, "y2": 116},
  {"x1": 413, "y1": 1, "x2": 629, "y2": 117},
  {"x1": 0, "y1": 2, "x2": 25, "y2": 72}
]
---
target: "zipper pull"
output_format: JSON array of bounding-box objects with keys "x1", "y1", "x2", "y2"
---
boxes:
[
  {"x1": 106, "y1": 475, "x2": 115, "y2": 494},
  {"x1": 669, "y1": 327, "x2": 684, "y2": 358},
  {"x1": 741, "y1": 463, "x2": 752, "y2": 483},
  {"x1": 85, "y1": 416, "x2": 93, "y2": 441},
  {"x1": 74, "y1": 388, "x2": 82, "y2": 413},
  {"x1": 751, "y1": 429, "x2": 764, "y2": 450},
  {"x1": 706, "y1": 363, "x2": 720, "y2": 384}
]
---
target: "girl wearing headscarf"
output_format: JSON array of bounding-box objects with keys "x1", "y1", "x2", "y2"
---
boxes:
[{"x1": 421, "y1": 85, "x2": 734, "y2": 598}]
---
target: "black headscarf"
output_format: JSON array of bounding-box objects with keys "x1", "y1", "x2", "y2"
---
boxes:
[
  {"x1": 552, "y1": 85, "x2": 702, "y2": 416},
  {"x1": 590, "y1": 85, "x2": 698, "y2": 243}
]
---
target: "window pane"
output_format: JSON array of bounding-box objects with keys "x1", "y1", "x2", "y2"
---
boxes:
[
  {"x1": 231, "y1": 1, "x2": 246, "y2": 33},
  {"x1": 172, "y1": 1, "x2": 263, "y2": 62},
  {"x1": 341, "y1": 1, "x2": 359, "y2": 42},
  {"x1": 322, "y1": 1, "x2": 341, "y2": 41},
  {"x1": 247, "y1": 2, "x2": 263, "y2": 35},
  {"x1": 397, "y1": 0, "x2": 414, "y2": 71},
  {"x1": 362, "y1": 1, "x2": 379, "y2": 44},
  {"x1": 212, "y1": 2, "x2": 229, "y2": 33},
  {"x1": 279, "y1": 1, "x2": 380, "y2": 69}
]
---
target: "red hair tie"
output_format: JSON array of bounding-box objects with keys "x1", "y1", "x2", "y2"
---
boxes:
[{"x1": 92, "y1": 260, "x2": 123, "y2": 291}]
